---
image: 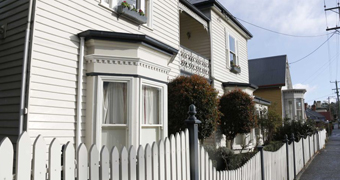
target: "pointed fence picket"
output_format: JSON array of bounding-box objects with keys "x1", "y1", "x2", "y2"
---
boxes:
[{"x1": 0, "y1": 128, "x2": 328, "y2": 180}]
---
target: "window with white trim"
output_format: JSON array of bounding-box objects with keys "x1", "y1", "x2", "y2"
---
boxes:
[
  {"x1": 226, "y1": 32, "x2": 239, "y2": 68},
  {"x1": 93, "y1": 76, "x2": 166, "y2": 150},
  {"x1": 139, "y1": 79, "x2": 165, "y2": 147},
  {"x1": 100, "y1": 0, "x2": 153, "y2": 27},
  {"x1": 98, "y1": 76, "x2": 133, "y2": 151}
]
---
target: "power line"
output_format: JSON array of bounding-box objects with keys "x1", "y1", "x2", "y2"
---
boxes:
[
  {"x1": 306, "y1": 92, "x2": 335, "y2": 103},
  {"x1": 289, "y1": 32, "x2": 336, "y2": 64},
  {"x1": 235, "y1": 17, "x2": 333, "y2": 37},
  {"x1": 302, "y1": 51, "x2": 338, "y2": 84}
]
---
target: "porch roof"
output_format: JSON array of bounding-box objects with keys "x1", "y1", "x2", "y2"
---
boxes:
[
  {"x1": 189, "y1": 0, "x2": 253, "y2": 38},
  {"x1": 179, "y1": 0, "x2": 210, "y2": 26}
]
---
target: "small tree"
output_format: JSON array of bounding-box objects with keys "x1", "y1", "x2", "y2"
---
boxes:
[
  {"x1": 258, "y1": 104, "x2": 282, "y2": 143},
  {"x1": 168, "y1": 75, "x2": 220, "y2": 142},
  {"x1": 219, "y1": 89, "x2": 255, "y2": 149}
]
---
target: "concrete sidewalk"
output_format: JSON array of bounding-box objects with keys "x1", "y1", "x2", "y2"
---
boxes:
[{"x1": 299, "y1": 124, "x2": 340, "y2": 180}]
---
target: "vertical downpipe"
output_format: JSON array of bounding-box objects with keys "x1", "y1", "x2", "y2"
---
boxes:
[
  {"x1": 19, "y1": 0, "x2": 35, "y2": 135},
  {"x1": 77, "y1": 37, "x2": 85, "y2": 147}
]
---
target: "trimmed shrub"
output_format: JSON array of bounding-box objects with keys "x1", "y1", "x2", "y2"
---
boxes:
[
  {"x1": 263, "y1": 141, "x2": 284, "y2": 151},
  {"x1": 219, "y1": 89, "x2": 256, "y2": 149},
  {"x1": 168, "y1": 75, "x2": 220, "y2": 141},
  {"x1": 203, "y1": 145, "x2": 257, "y2": 170},
  {"x1": 273, "y1": 118, "x2": 317, "y2": 142}
]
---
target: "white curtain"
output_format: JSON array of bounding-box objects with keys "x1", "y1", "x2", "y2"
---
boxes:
[
  {"x1": 103, "y1": 82, "x2": 127, "y2": 124},
  {"x1": 142, "y1": 86, "x2": 159, "y2": 124}
]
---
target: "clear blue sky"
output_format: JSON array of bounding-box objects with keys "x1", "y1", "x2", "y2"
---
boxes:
[{"x1": 222, "y1": 0, "x2": 340, "y2": 105}]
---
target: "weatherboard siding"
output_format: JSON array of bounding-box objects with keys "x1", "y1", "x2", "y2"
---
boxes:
[
  {"x1": 180, "y1": 12, "x2": 210, "y2": 59},
  {"x1": 254, "y1": 88, "x2": 283, "y2": 117},
  {"x1": 27, "y1": 0, "x2": 180, "y2": 146},
  {"x1": 210, "y1": 10, "x2": 249, "y2": 95},
  {"x1": 0, "y1": 0, "x2": 30, "y2": 143}
]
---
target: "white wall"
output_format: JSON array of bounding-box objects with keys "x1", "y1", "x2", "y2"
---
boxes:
[
  {"x1": 26, "y1": 0, "x2": 181, "y2": 146},
  {"x1": 210, "y1": 10, "x2": 249, "y2": 96}
]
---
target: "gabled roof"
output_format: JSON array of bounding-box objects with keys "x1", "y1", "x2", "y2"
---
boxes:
[
  {"x1": 248, "y1": 55, "x2": 287, "y2": 88},
  {"x1": 306, "y1": 109, "x2": 326, "y2": 122},
  {"x1": 188, "y1": 0, "x2": 253, "y2": 38}
]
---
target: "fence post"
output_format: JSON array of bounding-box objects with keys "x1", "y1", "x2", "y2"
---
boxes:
[
  {"x1": 316, "y1": 131, "x2": 319, "y2": 151},
  {"x1": 284, "y1": 134, "x2": 289, "y2": 180},
  {"x1": 291, "y1": 133, "x2": 296, "y2": 180},
  {"x1": 313, "y1": 132, "x2": 316, "y2": 154},
  {"x1": 257, "y1": 146, "x2": 265, "y2": 180},
  {"x1": 301, "y1": 135, "x2": 305, "y2": 166},
  {"x1": 308, "y1": 133, "x2": 311, "y2": 159},
  {"x1": 185, "y1": 104, "x2": 201, "y2": 180}
]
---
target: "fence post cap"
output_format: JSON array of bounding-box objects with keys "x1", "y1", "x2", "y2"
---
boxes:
[
  {"x1": 257, "y1": 146, "x2": 264, "y2": 151},
  {"x1": 185, "y1": 104, "x2": 201, "y2": 124}
]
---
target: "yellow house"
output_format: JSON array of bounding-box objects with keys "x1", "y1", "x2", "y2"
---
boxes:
[{"x1": 249, "y1": 55, "x2": 306, "y2": 120}]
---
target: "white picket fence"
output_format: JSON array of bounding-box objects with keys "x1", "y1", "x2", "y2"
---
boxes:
[
  {"x1": 0, "y1": 129, "x2": 328, "y2": 180},
  {"x1": 197, "y1": 129, "x2": 327, "y2": 180},
  {"x1": 0, "y1": 129, "x2": 190, "y2": 180},
  {"x1": 198, "y1": 149, "x2": 262, "y2": 180}
]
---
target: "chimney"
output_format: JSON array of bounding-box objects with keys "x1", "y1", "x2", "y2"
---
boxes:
[
  {"x1": 316, "y1": 101, "x2": 321, "y2": 108},
  {"x1": 312, "y1": 105, "x2": 316, "y2": 111}
]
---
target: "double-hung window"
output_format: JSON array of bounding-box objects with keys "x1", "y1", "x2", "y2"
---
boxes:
[
  {"x1": 225, "y1": 31, "x2": 239, "y2": 68},
  {"x1": 229, "y1": 35, "x2": 236, "y2": 66},
  {"x1": 140, "y1": 79, "x2": 165, "y2": 147},
  {"x1": 99, "y1": 76, "x2": 133, "y2": 151}
]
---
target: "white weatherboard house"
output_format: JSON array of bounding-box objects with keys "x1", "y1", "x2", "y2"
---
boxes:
[{"x1": 0, "y1": 0, "x2": 260, "y2": 151}]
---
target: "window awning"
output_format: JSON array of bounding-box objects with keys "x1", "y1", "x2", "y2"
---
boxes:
[{"x1": 178, "y1": 2, "x2": 209, "y2": 30}]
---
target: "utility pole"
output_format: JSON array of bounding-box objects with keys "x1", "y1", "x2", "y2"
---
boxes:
[
  {"x1": 325, "y1": 3, "x2": 340, "y2": 31},
  {"x1": 331, "y1": 81, "x2": 340, "y2": 121}
]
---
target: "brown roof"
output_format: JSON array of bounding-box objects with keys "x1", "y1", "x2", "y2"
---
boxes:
[{"x1": 318, "y1": 112, "x2": 333, "y2": 121}]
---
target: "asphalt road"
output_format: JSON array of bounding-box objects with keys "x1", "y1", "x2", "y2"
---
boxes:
[{"x1": 300, "y1": 124, "x2": 340, "y2": 180}]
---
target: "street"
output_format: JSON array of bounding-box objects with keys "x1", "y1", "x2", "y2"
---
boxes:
[{"x1": 300, "y1": 124, "x2": 340, "y2": 180}]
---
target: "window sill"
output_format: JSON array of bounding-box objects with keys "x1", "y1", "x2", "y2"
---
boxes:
[
  {"x1": 141, "y1": 124, "x2": 162, "y2": 127},
  {"x1": 98, "y1": 3, "x2": 153, "y2": 31},
  {"x1": 230, "y1": 66, "x2": 241, "y2": 74},
  {"x1": 102, "y1": 124, "x2": 127, "y2": 127},
  {"x1": 117, "y1": 6, "x2": 147, "y2": 25}
]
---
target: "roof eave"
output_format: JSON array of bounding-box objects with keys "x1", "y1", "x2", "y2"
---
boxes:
[
  {"x1": 192, "y1": 0, "x2": 253, "y2": 38},
  {"x1": 78, "y1": 30, "x2": 178, "y2": 56},
  {"x1": 179, "y1": 0, "x2": 210, "y2": 22}
]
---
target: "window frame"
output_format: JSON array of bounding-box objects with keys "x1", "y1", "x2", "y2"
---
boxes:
[
  {"x1": 96, "y1": 75, "x2": 134, "y2": 148},
  {"x1": 225, "y1": 30, "x2": 239, "y2": 68},
  {"x1": 139, "y1": 78, "x2": 167, "y2": 144}
]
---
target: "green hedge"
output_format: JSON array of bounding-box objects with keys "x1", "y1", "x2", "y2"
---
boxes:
[
  {"x1": 263, "y1": 141, "x2": 284, "y2": 152},
  {"x1": 203, "y1": 145, "x2": 257, "y2": 170}
]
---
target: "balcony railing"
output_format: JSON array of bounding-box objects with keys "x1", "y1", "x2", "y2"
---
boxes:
[{"x1": 179, "y1": 46, "x2": 210, "y2": 79}]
